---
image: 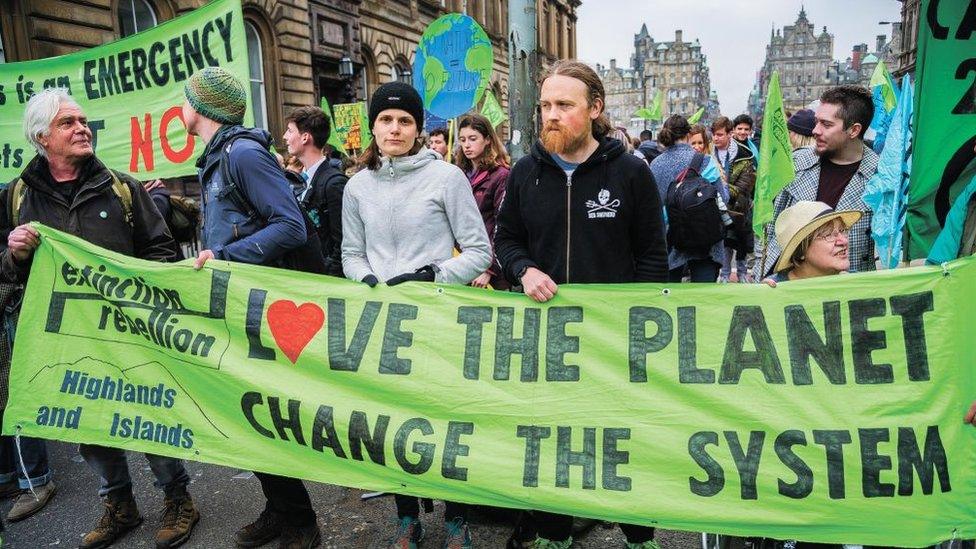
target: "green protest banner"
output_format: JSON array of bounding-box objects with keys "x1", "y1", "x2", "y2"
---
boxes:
[
  {"x1": 5, "y1": 224, "x2": 976, "y2": 547},
  {"x1": 906, "y1": 0, "x2": 976, "y2": 259},
  {"x1": 0, "y1": 0, "x2": 251, "y2": 182},
  {"x1": 333, "y1": 102, "x2": 369, "y2": 151}
]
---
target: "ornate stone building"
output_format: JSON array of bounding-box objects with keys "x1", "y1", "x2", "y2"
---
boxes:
[
  {"x1": 754, "y1": 7, "x2": 834, "y2": 115},
  {"x1": 597, "y1": 25, "x2": 715, "y2": 136},
  {"x1": 749, "y1": 6, "x2": 905, "y2": 118},
  {"x1": 0, "y1": 0, "x2": 579, "y2": 140}
]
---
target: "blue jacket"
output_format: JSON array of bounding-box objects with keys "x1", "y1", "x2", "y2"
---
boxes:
[{"x1": 196, "y1": 126, "x2": 306, "y2": 265}]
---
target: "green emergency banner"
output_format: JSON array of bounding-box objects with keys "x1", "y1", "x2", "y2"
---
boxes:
[
  {"x1": 0, "y1": 0, "x2": 251, "y2": 182},
  {"x1": 4, "y1": 224, "x2": 976, "y2": 547},
  {"x1": 906, "y1": 0, "x2": 976, "y2": 259}
]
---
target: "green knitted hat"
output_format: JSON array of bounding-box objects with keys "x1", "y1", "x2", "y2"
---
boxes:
[{"x1": 184, "y1": 67, "x2": 247, "y2": 125}]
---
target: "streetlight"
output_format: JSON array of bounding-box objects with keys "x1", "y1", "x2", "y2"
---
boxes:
[{"x1": 339, "y1": 56, "x2": 355, "y2": 102}]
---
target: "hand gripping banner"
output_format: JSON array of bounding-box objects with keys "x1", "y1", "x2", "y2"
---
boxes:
[{"x1": 4, "y1": 225, "x2": 975, "y2": 546}]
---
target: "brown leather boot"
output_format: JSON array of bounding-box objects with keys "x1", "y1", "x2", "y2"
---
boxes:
[
  {"x1": 154, "y1": 489, "x2": 200, "y2": 549},
  {"x1": 79, "y1": 491, "x2": 143, "y2": 549}
]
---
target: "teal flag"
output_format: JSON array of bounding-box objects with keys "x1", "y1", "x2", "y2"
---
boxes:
[
  {"x1": 752, "y1": 72, "x2": 795, "y2": 239},
  {"x1": 868, "y1": 61, "x2": 899, "y2": 154},
  {"x1": 864, "y1": 76, "x2": 914, "y2": 268}
]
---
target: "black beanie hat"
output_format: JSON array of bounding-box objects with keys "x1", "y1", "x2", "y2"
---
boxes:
[
  {"x1": 787, "y1": 109, "x2": 816, "y2": 137},
  {"x1": 368, "y1": 82, "x2": 424, "y2": 131}
]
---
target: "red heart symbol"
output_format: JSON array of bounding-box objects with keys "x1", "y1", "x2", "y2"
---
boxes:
[{"x1": 266, "y1": 300, "x2": 325, "y2": 364}]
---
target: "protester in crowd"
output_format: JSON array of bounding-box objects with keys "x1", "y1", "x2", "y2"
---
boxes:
[
  {"x1": 143, "y1": 179, "x2": 186, "y2": 260},
  {"x1": 650, "y1": 114, "x2": 728, "y2": 283},
  {"x1": 341, "y1": 81, "x2": 490, "y2": 549},
  {"x1": 709, "y1": 117, "x2": 756, "y2": 283},
  {"x1": 630, "y1": 136, "x2": 641, "y2": 149},
  {"x1": 428, "y1": 126, "x2": 450, "y2": 158},
  {"x1": 688, "y1": 124, "x2": 711, "y2": 155},
  {"x1": 494, "y1": 60, "x2": 667, "y2": 549},
  {"x1": 611, "y1": 127, "x2": 635, "y2": 154},
  {"x1": 732, "y1": 114, "x2": 760, "y2": 165},
  {"x1": 284, "y1": 106, "x2": 348, "y2": 277},
  {"x1": 455, "y1": 112, "x2": 512, "y2": 290},
  {"x1": 2, "y1": 88, "x2": 195, "y2": 548},
  {"x1": 787, "y1": 109, "x2": 817, "y2": 151},
  {"x1": 183, "y1": 67, "x2": 320, "y2": 549},
  {"x1": 761, "y1": 201, "x2": 861, "y2": 285},
  {"x1": 635, "y1": 129, "x2": 661, "y2": 164},
  {"x1": 755, "y1": 85, "x2": 878, "y2": 279}
]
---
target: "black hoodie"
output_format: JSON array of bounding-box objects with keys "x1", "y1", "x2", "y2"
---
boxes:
[{"x1": 494, "y1": 137, "x2": 668, "y2": 285}]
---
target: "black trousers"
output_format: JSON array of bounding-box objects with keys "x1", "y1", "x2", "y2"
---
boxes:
[
  {"x1": 534, "y1": 511, "x2": 655, "y2": 544},
  {"x1": 394, "y1": 494, "x2": 468, "y2": 523},
  {"x1": 255, "y1": 472, "x2": 316, "y2": 527}
]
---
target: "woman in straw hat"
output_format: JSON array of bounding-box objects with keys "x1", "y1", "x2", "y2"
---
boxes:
[{"x1": 763, "y1": 200, "x2": 862, "y2": 285}]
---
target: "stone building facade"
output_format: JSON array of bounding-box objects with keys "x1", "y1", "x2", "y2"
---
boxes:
[
  {"x1": 750, "y1": 6, "x2": 904, "y2": 118},
  {"x1": 597, "y1": 25, "x2": 715, "y2": 137},
  {"x1": 754, "y1": 8, "x2": 834, "y2": 115},
  {"x1": 0, "y1": 0, "x2": 578, "y2": 141}
]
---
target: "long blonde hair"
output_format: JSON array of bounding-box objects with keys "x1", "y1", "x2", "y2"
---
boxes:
[{"x1": 789, "y1": 131, "x2": 815, "y2": 150}]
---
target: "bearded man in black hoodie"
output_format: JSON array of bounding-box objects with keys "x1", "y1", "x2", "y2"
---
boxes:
[{"x1": 494, "y1": 60, "x2": 667, "y2": 549}]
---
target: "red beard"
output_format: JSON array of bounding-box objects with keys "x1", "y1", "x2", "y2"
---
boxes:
[{"x1": 541, "y1": 123, "x2": 588, "y2": 155}]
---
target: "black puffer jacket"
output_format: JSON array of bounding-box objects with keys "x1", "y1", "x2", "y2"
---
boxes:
[
  {"x1": 494, "y1": 137, "x2": 668, "y2": 285},
  {"x1": 0, "y1": 154, "x2": 177, "y2": 283}
]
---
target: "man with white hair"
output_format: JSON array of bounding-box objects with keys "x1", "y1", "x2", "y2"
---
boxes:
[{"x1": 1, "y1": 89, "x2": 198, "y2": 549}]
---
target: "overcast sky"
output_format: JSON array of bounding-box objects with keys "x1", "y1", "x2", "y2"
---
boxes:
[{"x1": 576, "y1": 0, "x2": 901, "y2": 116}]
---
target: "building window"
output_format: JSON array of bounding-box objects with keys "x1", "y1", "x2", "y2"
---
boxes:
[
  {"x1": 391, "y1": 58, "x2": 412, "y2": 84},
  {"x1": 245, "y1": 20, "x2": 269, "y2": 130},
  {"x1": 118, "y1": 0, "x2": 158, "y2": 37}
]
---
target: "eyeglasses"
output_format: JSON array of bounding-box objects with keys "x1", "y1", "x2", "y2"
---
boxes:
[{"x1": 813, "y1": 228, "x2": 849, "y2": 243}]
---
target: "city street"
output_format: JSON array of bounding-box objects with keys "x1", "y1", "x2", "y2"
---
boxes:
[{"x1": 2, "y1": 441, "x2": 698, "y2": 548}]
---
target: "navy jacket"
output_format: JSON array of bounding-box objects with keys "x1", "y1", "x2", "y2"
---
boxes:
[{"x1": 196, "y1": 126, "x2": 306, "y2": 266}]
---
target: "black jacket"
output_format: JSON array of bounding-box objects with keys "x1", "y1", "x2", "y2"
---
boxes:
[
  {"x1": 0, "y1": 155, "x2": 176, "y2": 283},
  {"x1": 494, "y1": 137, "x2": 668, "y2": 285},
  {"x1": 305, "y1": 162, "x2": 348, "y2": 277}
]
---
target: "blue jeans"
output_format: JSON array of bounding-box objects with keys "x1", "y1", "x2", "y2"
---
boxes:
[
  {"x1": 0, "y1": 434, "x2": 51, "y2": 489},
  {"x1": 79, "y1": 444, "x2": 189, "y2": 498},
  {"x1": 720, "y1": 246, "x2": 747, "y2": 279},
  {"x1": 669, "y1": 259, "x2": 721, "y2": 283}
]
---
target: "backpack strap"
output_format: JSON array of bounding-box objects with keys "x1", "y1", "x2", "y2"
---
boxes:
[
  {"x1": 689, "y1": 152, "x2": 706, "y2": 175},
  {"x1": 107, "y1": 171, "x2": 134, "y2": 227},
  {"x1": 217, "y1": 134, "x2": 260, "y2": 220},
  {"x1": 9, "y1": 179, "x2": 27, "y2": 227}
]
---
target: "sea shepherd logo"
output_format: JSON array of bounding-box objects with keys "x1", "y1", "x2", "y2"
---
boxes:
[{"x1": 586, "y1": 188, "x2": 619, "y2": 219}]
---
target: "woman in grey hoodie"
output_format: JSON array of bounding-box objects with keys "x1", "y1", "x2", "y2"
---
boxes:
[{"x1": 340, "y1": 82, "x2": 490, "y2": 549}]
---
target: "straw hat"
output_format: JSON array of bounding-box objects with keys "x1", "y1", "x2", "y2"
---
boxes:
[{"x1": 773, "y1": 201, "x2": 863, "y2": 273}]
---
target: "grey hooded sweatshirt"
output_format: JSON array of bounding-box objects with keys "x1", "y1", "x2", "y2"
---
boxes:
[{"x1": 341, "y1": 148, "x2": 492, "y2": 284}]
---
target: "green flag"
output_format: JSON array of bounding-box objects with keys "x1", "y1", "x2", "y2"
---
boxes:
[
  {"x1": 480, "y1": 89, "x2": 507, "y2": 128},
  {"x1": 906, "y1": 0, "x2": 976, "y2": 259},
  {"x1": 319, "y1": 97, "x2": 349, "y2": 156},
  {"x1": 869, "y1": 61, "x2": 897, "y2": 112},
  {"x1": 687, "y1": 107, "x2": 705, "y2": 124},
  {"x1": 633, "y1": 89, "x2": 664, "y2": 121},
  {"x1": 752, "y1": 72, "x2": 795, "y2": 239}
]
